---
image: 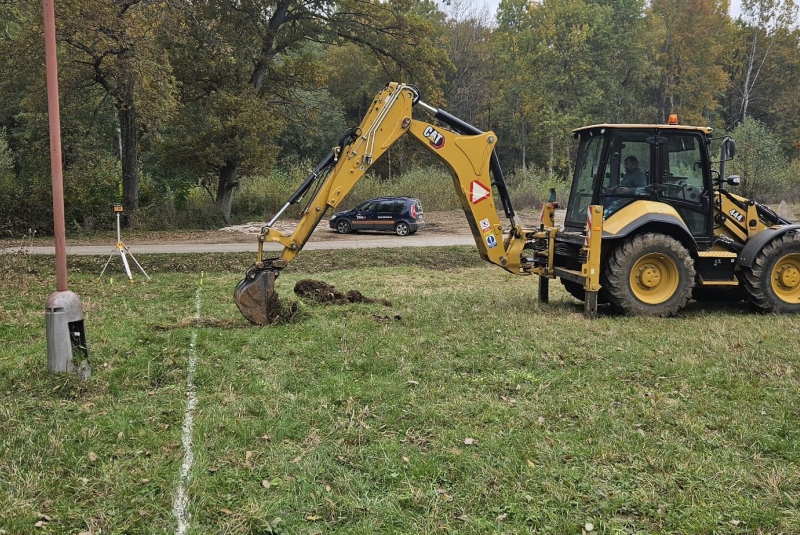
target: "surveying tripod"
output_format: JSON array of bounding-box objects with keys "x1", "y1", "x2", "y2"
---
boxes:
[{"x1": 99, "y1": 205, "x2": 150, "y2": 282}]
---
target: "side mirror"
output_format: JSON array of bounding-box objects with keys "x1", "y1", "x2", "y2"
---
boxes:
[
  {"x1": 726, "y1": 175, "x2": 741, "y2": 186},
  {"x1": 721, "y1": 137, "x2": 736, "y2": 160},
  {"x1": 718, "y1": 137, "x2": 736, "y2": 185}
]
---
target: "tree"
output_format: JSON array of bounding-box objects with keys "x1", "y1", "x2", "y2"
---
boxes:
[
  {"x1": 520, "y1": 0, "x2": 620, "y2": 175},
  {"x1": 324, "y1": 43, "x2": 386, "y2": 125},
  {"x1": 592, "y1": 0, "x2": 652, "y2": 123},
  {"x1": 493, "y1": 0, "x2": 549, "y2": 173},
  {"x1": 762, "y1": 28, "x2": 800, "y2": 157},
  {"x1": 645, "y1": 0, "x2": 729, "y2": 124},
  {"x1": 730, "y1": 116, "x2": 788, "y2": 199},
  {"x1": 0, "y1": 2, "x2": 64, "y2": 233},
  {"x1": 56, "y1": 0, "x2": 177, "y2": 215},
  {"x1": 723, "y1": 20, "x2": 800, "y2": 157},
  {"x1": 438, "y1": 0, "x2": 495, "y2": 128},
  {"x1": 160, "y1": 0, "x2": 450, "y2": 223},
  {"x1": 730, "y1": 0, "x2": 798, "y2": 123}
]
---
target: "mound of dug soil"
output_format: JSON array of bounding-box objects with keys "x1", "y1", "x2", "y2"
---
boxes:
[{"x1": 294, "y1": 279, "x2": 392, "y2": 307}]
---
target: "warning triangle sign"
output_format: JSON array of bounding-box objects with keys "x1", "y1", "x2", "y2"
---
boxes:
[{"x1": 470, "y1": 180, "x2": 491, "y2": 204}]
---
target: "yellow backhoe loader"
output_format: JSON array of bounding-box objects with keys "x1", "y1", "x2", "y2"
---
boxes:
[{"x1": 234, "y1": 82, "x2": 800, "y2": 324}]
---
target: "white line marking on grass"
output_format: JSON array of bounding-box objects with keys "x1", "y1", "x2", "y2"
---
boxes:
[{"x1": 173, "y1": 275, "x2": 203, "y2": 534}]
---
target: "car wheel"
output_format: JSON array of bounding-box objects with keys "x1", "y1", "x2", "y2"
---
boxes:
[
  {"x1": 602, "y1": 233, "x2": 695, "y2": 316},
  {"x1": 336, "y1": 220, "x2": 352, "y2": 234},
  {"x1": 741, "y1": 233, "x2": 800, "y2": 313},
  {"x1": 394, "y1": 221, "x2": 410, "y2": 236}
]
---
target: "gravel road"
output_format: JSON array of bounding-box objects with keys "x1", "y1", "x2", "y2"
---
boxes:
[{"x1": 2, "y1": 210, "x2": 561, "y2": 255}]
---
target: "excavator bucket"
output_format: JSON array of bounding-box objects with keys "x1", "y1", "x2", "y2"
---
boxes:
[{"x1": 234, "y1": 267, "x2": 281, "y2": 325}]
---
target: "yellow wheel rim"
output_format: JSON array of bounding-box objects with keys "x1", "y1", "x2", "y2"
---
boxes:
[
  {"x1": 630, "y1": 253, "x2": 679, "y2": 304},
  {"x1": 771, "y1": 253, "x2": 800, "y2": 302}
]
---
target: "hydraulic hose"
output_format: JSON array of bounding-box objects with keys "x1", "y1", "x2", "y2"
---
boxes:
[{"x1": 416, "y1": 101, "x2": 516, "y2": 221}]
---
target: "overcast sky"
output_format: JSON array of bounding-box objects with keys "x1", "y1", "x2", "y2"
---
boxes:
[{"x1": 439, "y1": 0, "x2": 743, "y2": 20}]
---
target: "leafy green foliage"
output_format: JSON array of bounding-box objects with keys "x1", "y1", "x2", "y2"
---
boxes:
[
  {"x1": 646, "y1": 0, "x2": 729, "y2": 124},
  {"x1": 232, "y1": 162, "x2": 556, "y2": 225},
  {"x1": 730, "y1": 117, "x2": 790, "y2": 200},
  {"x1": 0, "y1": 129, "x2": 12, "y2": 178}
]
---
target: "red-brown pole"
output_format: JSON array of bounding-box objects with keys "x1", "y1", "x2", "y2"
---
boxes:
[{"x1": 43, "y1": 0, "x2": 68, "y2": 291}]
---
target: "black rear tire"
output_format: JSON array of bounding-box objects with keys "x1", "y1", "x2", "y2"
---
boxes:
[
  {"x1": 740, "y1": 233, "x2": 800, "y2": 313},
  {"x1": 602, "y1": 233, "x2": 695, "y2": 316}
]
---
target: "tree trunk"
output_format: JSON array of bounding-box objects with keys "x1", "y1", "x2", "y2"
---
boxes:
[
  {"x1": 217, "y1": 159, "x2": 240, "y2": 224},
  {"x1": 118, "y1": 101, "x2": 139, "y2": 217},
  {"x1": 249, "y1": 0, "x2": 292, "y2": 89}
]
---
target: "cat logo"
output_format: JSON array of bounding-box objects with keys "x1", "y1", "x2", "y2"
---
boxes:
[{"x1": 422, "y1": 126, "x2": 445, "y2": 149}]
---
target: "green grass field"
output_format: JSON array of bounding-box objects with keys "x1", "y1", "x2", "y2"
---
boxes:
[{"x1": 1, "y1": 248, "x2": 798, "y2": 534}]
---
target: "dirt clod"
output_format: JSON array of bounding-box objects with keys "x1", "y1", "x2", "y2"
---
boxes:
[{"x1": 294, "y1": 279, "x2": 392, "y2": 306}]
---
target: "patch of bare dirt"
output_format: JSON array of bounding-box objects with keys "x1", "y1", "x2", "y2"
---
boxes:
[{"x1": 294, "y1": 279, "x2": 392, "y2": 306}]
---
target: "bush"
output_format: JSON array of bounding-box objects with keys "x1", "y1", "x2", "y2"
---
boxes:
[
  {"x1": 137, "y1": 188, "x2": 224, "y2": 230},
  {"x1": 503, "y1": 165, "x2": 569, "y2": 208},
  {"x1": 62, "y1": 156, "x2": 122, "y2": 234},
  {"x1": 783, "y1": 158, "x2": 800, "y2": 203},
  {"x1": 229, "y1": 162, "x2": 565, "y2": 225},
  {"x1": 232, "y1": 164, "x2": 318, "y2": 222},
  {"x1": 730, "y1": 117, "x2": 790, "y2": 202},
  {"x1": 0, "y1": 171, "x2": 55, "y2": 238},
  {"x1": 0, "y1": 129, "x2": 12, "y2": 178}
]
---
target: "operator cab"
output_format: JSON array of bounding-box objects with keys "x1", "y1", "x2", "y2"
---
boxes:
[{"x1": 565, "y1": 123, "x2": 715, "y2": 248}]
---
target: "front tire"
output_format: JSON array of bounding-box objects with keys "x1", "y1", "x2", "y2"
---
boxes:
[
  {"x1": 741, "y1": 233, "x2": 800, "y2": 313},
  {"x1": 336, "y1": 220, "x2": 352, "y2": 234},
  {"x1": 394, "y1": 221, "x2": 410, "y2": 236},
  {"x1": 603, "y1": 233, "x2": 695, "y2": 316}
]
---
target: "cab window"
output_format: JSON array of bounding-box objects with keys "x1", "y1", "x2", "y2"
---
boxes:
[
  {"x1": 566, "y1": 133, "x2": 604, "y2": 226},
  {"x1": 376, "y1": 201, "x2": 395, "y2": 213},
  {"x1": 601, "y1": 130, "x2": 651, "y2": 195},
  {"x1": 655, "y1": 132, "x2": 709, "y2": 238},
  {"x1": 658, "y1": 133, "x2": 705, "y2": 205}
]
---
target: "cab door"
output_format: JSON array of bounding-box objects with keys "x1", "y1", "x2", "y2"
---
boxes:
[
  {"x1": 352, "y1": 200, "x2": 377, "y2": 231},
  {"x1": 375, "y1": 200, "x2": 399, "y2": 231},
  {"x1": 654, "y1": 130, "x2": 713, "y2": 248}
]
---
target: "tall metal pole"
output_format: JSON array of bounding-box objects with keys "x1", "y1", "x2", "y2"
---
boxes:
[
  {"x1": 43, "y1": 0, "x2": 67, "y2": 291},
  {"x1": 43, "y1": 0, "x2": 90, "y2": 377}
]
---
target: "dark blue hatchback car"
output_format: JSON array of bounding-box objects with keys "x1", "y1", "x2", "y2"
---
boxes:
[{"x1": 329, "y1": 196, "x2": 425, "y2": 236}]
